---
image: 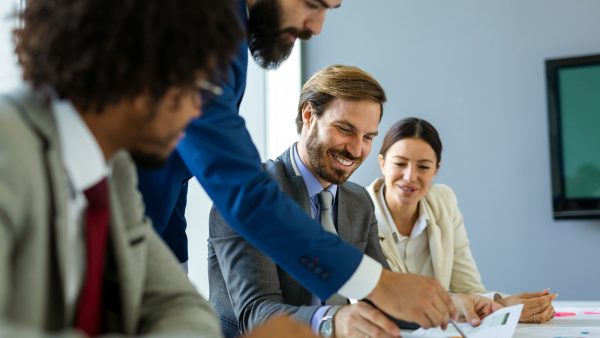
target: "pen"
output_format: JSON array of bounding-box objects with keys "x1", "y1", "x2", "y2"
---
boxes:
[{"x1": 449, "y1": 319, "x2": 468, "y2": 338}]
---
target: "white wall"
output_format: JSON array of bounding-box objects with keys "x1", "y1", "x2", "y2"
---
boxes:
[
  {"x1": 0, "y1": 1, "x2": 22, "y2": 91},
  {"x1": 303, "y1": 0, "x2": 600, "y2": 300}
]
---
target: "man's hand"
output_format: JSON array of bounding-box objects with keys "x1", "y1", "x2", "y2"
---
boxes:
[
  {"x1": 367, "y1": 270, "x2": 457, "y2": 329},
  {"x1": 450, "y1": 293, "x2": 502, "y2": 326},
  {"x1": 333, "y1": 302, "x2": 401, "y2": 338},
  {"x1": 496, "y1": 290, "x2": 557, "y2": 323},
  {"x1": 245, "y1": 315, "x2": 318, "y2": 338}
]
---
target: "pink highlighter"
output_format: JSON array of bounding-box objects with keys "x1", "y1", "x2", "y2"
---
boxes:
[{"x1": 554, "y1": 312, "x2": 576, "y2": 317}]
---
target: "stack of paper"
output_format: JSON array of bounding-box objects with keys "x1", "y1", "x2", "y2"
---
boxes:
[{"x1": 407, "y1": 304, "x2": 523, "y2": 338}]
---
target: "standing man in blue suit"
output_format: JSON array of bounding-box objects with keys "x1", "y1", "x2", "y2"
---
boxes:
[{"x1": 138, "y1": 0, "x2": 458, "y2": 331}]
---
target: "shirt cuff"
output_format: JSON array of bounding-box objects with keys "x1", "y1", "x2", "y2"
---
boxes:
[
  {"x1": 310, "y1": 306, "x2": 331, "y2": 333},
  {"x1": 480, "y1": 291, "x2": 508, "y2": 300},
  {"x1": 480, "y1": 292, "x2": 497, "y2": 300},
  {"x1": 337, "y1": 254, "x2": 382, "y2": 300}
]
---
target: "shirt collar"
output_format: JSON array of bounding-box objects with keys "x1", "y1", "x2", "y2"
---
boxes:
[
  {"x1": 292, "y1": 144, "x2": 338, "y2": 199},
  {"x1": 52, "y1": 99, "x2": 108, "y2": 192},
  {"x1": 378, "y1": 183, "x2": 429, "y2": 240}
]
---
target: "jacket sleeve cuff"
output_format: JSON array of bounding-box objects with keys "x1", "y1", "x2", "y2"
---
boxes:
[{"x1": 337, "y1": 254, "x2": 382, "y2": 300}]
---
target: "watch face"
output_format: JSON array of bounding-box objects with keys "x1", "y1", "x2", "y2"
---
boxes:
[{"x1": 319, "y1": 318, "x2": 333, "y2": 337}]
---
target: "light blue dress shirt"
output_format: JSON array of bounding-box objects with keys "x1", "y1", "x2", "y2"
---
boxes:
[{"x1": 292, "y1": 145, "x2": 339, "y2": 332}]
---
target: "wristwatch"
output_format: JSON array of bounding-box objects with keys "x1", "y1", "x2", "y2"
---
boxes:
[{"x1": 318, "y1": 306, "x2": 341, "y2": 338}]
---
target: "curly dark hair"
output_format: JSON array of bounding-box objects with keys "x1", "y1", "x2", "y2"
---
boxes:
[{"x1": 14, "y1": 0, "x2": 243, "y2": 111}]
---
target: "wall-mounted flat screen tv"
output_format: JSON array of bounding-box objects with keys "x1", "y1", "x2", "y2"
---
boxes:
[{"x1": 546, "y1": 54, "x2": 600, "y2": 219}]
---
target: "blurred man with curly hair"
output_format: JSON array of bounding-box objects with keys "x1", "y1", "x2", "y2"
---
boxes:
[{"x1": 0, "y1": 0, "x2": 248, "y2": 336}]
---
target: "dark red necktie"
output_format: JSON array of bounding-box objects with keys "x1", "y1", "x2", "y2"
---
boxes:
[{"x1": 75, "y1": 178, "x2": 110, "y2": 337}]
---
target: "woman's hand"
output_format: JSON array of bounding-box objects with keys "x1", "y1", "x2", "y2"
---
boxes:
[
  {"x1": 450, "y1": 293, "x2": 502, "y2": 326},
  {"x1": 496, "y1": 290, "x2": 557, "y2": 323}
]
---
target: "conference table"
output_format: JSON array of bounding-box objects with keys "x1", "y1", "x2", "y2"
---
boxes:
[
  {"x1": 401, "y1": 301, "x2": 600, "y2": 337},
  {"x1": 514, "y1": 301, "x2": 600, "y2": 338}
]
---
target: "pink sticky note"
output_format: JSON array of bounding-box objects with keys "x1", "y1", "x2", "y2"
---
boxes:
[
  {"x1": 554, "y1": 312, "x2": 576, "y2": 317},
  {"x1": 584, "y1": 311, "x2": 600, "y2": 315}
]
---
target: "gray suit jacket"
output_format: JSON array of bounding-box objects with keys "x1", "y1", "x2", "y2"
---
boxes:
[
  {"x1": 208, "y1": 146, "x2": 388, "y2": 338},
  {"x1": 0, "y1": 89, "x2": 221, "y2": 337}
]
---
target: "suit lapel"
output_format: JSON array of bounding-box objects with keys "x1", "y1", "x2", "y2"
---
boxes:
[
  {"x1": 105, "y1": 154, "x2": 146, "y2": 334},
  {"x1": 280, "y1": 146, "x2": 318, "y2": 303},
  {"x1": 335, "y1": 186, "x2": 354, "y2": 244},
  {"x1": 46, "y1": 134, "x2": 72, "y2": 323},
  {"x1": 280, "y1": 145, "x2": 311, "y2": 215},
  {"x1": 426, "y1": 215, "x2": 447, "y2": 288},
  {"x1": 9, "y1": 90, "x2": 71, "y2": 319},
  {"x1": 107, "y1": 195, "x2": 134, "y2": 332}
]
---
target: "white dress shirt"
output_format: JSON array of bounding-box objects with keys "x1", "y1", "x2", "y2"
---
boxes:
[
  {"x1": 52, "y1": 99, "x2": 108, "y2": 323},
  {"x1": 378, "y1": 184, "x2": 434, "y2": 276}
]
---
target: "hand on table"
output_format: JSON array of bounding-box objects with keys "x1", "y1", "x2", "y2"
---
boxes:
[
  {"x1": 496, "y1": 289, "x2": 557, "y2": 323},
  {"x1": 367, "y1": 269, "x2": 457, "y2": 330},
  {"x1": 333, "y1": 302, "x2": 400, "y2": 338},
  {"x1": 450, "y1": 293, "x2": 502, "y2": 326}
]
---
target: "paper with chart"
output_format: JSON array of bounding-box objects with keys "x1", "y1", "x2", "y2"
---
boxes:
[{"x1": 408, "y1": 304, "x2": 523, "y2": 338}]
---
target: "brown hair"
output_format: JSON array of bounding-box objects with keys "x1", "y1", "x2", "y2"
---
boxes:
[
  {"x1": 380, "y1": 117, "x2": 443, "y2": 165},
  {"x1": 295, "y1": 65, "x2": 386, "y2": 133}
]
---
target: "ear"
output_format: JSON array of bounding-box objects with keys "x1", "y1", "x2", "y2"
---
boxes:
[
  {"x1": 301, "y1": 102, "x2": 314, "y2": 130},
  {"x1": 378, "y1": 154, "x2": 385, "y2": 175},
  {"x1": 435, "y1": 162, "x2": 441, "y2": 175},
  {"x1": 132, "y1": 93, "x2": 150, "y2": 113}
]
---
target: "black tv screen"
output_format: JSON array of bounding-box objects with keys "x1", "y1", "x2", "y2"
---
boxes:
[{"x1": 546, "y1": 54, "x2": 600, "y2": 219}]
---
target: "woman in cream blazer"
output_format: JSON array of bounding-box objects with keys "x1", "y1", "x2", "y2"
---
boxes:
[
  {"x1": 368, "y1": 117, "x2": 556, "y2": 323},
  {"x1": 368, "y1": 178, "x2": 486, "y2": 294}
]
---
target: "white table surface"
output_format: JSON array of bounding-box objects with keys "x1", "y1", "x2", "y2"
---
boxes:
[
  {"x1": 400, "y1": 301, "x2": 600, "y2": 337},
  {"x1": 514, "y1": 301, "x2": 600, "y2": 337}
]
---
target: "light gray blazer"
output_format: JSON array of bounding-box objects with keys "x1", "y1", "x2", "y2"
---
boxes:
[
  {"x1": 0, "y1": 89, "x2": 221, "y2": 337},
  {"x1": 208, "y1": 145, "x2": 388, "y2": 338},
  {"x1": 367, "y1": 178, "x2": 486, "y2": 294}
]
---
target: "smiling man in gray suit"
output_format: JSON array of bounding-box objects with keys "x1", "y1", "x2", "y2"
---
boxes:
[
  {"x1": 208, "y1": 65, "x2": 402, "y2": 338},
  {"x1": 0, "y1": 0, "x2": 242, "y2": 336}
]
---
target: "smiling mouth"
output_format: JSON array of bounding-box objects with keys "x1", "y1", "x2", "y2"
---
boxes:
[
  {"x1": 400, "y1": 186, "x2": 417, "y2": 193},
  {"x1": 331, "y1": 152, "x2": 356, "y2": 168}
]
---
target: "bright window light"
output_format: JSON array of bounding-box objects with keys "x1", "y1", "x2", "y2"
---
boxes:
[{"x1": 265, "y1": 44, "x2": 302, "y2": 159}]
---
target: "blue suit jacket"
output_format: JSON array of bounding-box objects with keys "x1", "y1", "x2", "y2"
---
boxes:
[{"x1": 137, "y1": 0, "x2": 364, "y2": 299}]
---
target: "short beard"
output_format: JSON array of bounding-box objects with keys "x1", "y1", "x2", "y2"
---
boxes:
[
  {"x1": 304, "y1": 126, "x2": 362, "y2": 185},
  {"x1": 247, "y1": 0, "x2": 312, "y2": 69},
  {"x1": 129, "y1": 151, "x2": 168, "y2": 170}
]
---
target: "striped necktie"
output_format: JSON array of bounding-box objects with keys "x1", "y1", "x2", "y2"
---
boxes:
[
  {"x1": 317, "y1": 190, "x2": 347, "y2": 305},
  {"x1": 318, "y1": 190, "x2": 337, "y2": 234}
]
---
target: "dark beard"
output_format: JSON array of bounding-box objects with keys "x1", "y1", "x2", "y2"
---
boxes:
[
  {"x1": 129, "y1": 150, "x2": 168, "y2": 169},
  {"x1": 247, "y1": 0, "x2": 312, "y2": 69},
  {"x1": 304, "y1": 126, "x2": 362, "y2": 185}
]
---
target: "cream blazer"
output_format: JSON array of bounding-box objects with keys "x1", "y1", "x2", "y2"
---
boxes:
[{"x1": 367, "y1": 178, "x2": 487, "y2": 294}]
